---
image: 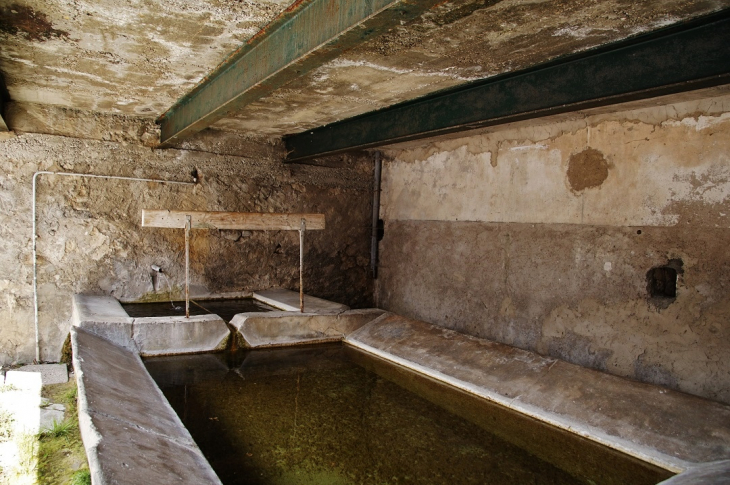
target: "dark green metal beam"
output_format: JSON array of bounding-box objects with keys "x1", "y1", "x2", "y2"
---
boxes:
[
  {"x1": 284, "y1": 10, "x2": 730, "y2": 162},
  {"x1": 156, "y1": 0, "x2": 446, "y2": 147}
]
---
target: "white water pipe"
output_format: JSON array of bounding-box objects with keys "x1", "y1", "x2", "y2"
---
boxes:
[{"x1": 32, "y1": 171, "x2": 196, "y2": 362}]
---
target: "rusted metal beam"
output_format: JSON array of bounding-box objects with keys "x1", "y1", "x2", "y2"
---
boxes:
[
  {"x1": 283, "y1": 9, "x2": 730, "y2": 162},
  {"x1": 156, "y1": 0, "x2": 445, "y2": 147}
]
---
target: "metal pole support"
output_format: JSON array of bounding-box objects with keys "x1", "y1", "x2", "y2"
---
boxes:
[
  {"x1": 299, "y1": 218, "x2": 306, "y2": 313},
  {"x1": 185, "y1": 214, "x2": 191, "y2": 318}
]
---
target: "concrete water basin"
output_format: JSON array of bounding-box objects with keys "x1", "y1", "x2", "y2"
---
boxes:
[{"x1": 70, "y1": 294, "x2": 730, "y2": 484}]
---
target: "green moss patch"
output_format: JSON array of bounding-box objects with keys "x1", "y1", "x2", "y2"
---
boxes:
[{"x1": 38, "y1": 381, "x2": 90, "y2": 485}]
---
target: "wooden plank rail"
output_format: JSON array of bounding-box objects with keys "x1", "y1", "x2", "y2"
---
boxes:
[{"x1": 142, "y1": 210, "x2": 325, "y2": 231}]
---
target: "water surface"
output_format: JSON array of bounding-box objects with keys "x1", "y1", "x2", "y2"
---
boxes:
[
  {"x1": 122, "y1": 298, "x2": 274, "y2": 322},
  {"x1": 145, "y1": 345, "x2": 671, "y2": 485}
]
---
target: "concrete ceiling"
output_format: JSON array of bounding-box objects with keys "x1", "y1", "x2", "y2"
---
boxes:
[{"x1": 1, "y1": 0, "x2": 728, "y2": 142}]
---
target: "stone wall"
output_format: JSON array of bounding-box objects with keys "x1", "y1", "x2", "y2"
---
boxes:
[
  {"x1": 0, "y1": 114, "x2": 374, "y2": 364},
  {"x1": 376, "y1": 87, "x2": 730, "y2": 404}
]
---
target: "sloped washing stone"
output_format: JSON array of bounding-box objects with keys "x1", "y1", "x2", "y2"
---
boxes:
[
  {"x1": 253, "y1": 288, "x2": 349, "y2": 313},
  {"x1": 72, "y1": 327, "x2": 222, "y2": 485},
  {"x1": 232, "y1": 309, "x2": 386, "y2": 348},
  {"x1": 345, "y1": 314, "x2": 730, "y2": 472},
  {"x1": 85, "y1": 410, "x2": 222, "y2": 485},
  {"x1": 132, "y1": 314, "x2": 230, "y2": 356}
]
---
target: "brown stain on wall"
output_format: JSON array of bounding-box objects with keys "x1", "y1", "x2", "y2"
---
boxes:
[
  {"x1": 0, "y1": 4, "x2": 68, "y2": 41},
  {"x1": 567, "y1": 148, "x2": 609, "y2": 192}
]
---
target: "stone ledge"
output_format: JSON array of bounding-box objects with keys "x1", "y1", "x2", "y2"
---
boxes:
[
  {"x1": 132, "y1": 314, "x2": 230, "y2": 357},
  {"x1": 253, "y1": 288, "x2": 349, "y2": 313},
  {"x1": 345, "y1": 314, "x2": 730, "y2": 473},
  {"x1": 232, "y1": 308, "x2": 386, "y2": 348},
  {"x1": 9, "y1": 364, "x2": 68, "y2": 385},
  {"x1": 72, "y1": 294, "x2": 230, "y2": 356},
  {"x1": 72, "y1": 327, "x2": 222, "y2": 485},
  {"x1": 72, "y1": 294, "x2": 131, "y2": 323}
]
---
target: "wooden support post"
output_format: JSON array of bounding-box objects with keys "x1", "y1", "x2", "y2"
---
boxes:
[{"x1": 142, "y1": 210, "x2": 325, "y2": 231}]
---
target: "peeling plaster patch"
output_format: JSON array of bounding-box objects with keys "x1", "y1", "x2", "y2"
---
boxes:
[
  {"x1": 509, "y1": 143, "x2": 548, "y2": 151},
  {"x1": 669, "y1": 165, "x2": 730, "y2": 206},
  {"x1": 649, "y1": 16, "x2": 682, "y2": 29},
  {"x1": 45, "y1": 66, "x2": 111, "y2": 85},
  {"x1": 328, "y1": 59, "x2": 413, "y2": 75},
  {"x1": 661, "y1": 112, "x2": 730, "y2": 131},
  {"x1": 326, "y1": 59, "x2": 482, "y2": 82},
  {"x1": 567, "y1": 148, "x2": 609, "y2": 192},
  {"x1": 552, "y1": 26, "x2": 616, "y2": 39}
]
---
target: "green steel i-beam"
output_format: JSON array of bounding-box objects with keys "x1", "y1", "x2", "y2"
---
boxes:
[
  {"x1": 156, "y1": 0, "x2": 446, "y2": 147},
  {"x1": 283, "y1": 9, "x2": 730, "y2": 162}
]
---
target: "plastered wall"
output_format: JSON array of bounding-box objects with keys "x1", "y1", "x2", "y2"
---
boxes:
[
  {"x1": 377, "y1": 88, "x2": 730, "y2": 404},
  {"x1": 0, "y1": 122, "x2": 373, "y2": 364}
]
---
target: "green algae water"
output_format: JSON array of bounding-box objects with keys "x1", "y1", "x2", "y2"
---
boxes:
[{"x1": 144, "y1": 345, "x2": 671, "y2": 485}]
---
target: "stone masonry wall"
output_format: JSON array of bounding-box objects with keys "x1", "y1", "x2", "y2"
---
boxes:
[
  {"x1": 0, "y1": 123, "x2": 374, "y2": 364},
  {"x1": 377, "y1": 88, "x2": 730, "y2": 404}
]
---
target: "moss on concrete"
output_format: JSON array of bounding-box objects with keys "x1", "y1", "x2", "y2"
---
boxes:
[{"x1": 38, "y1": 380, "x2": 89, "y2": 485}]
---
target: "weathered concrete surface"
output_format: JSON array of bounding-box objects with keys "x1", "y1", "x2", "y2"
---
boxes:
[
  {"x1": 0, "y1": 0, "x2": 291, "y2": 117},
  {"x1": 214, "y1": 0, "x2": 730, "y2": 135},
  {"x1": 11, "y1": 363, "x2": 67, "y2": 385},
  {"x1": 72, "y1": 327, "x2": 222, "y2": 485},
  {"x1": 253, "y1": 288, "x2": 350, "y2": 313},
  {"x1": 0, "y1": 371, "x2": 41, "y2": 435},
  {"x1": 72, "y1": 294, "x2": 137, "y2": 353},
  {"x1": 132, "y1": 314, "x2": 229, "y2": 356},
  {"x1": 3, "y1": 368, "x2": 42, "y2": 391},
  {"x1": 346, "y1": 315, "x2": 730, "y2": 472},
  {"x1": 39, "y1": 403, "x2": 65, "y2": 432},
  {"x1": 0, "y1": 131, "x2": 373, "y2": 364},
  {"x1": 376, "y1": 90, "x2": 730, "y2": 404},
  {"x1": 73, "y1": 294, "x2": 231, "y2": 356},
  {"x1": 232, "y1": 308, "x2": 386, "y2": 348},
  {"x1": 72, "y1": 294, "x2": 130, "y2": 321},
  {"x1": 380, "y1": 90, "x2": 730, "y2": 227},
  {"x1": 659, "y1": 460, "x2": 730, "y2": 484},
  {"x1": 1, "y1": 0, "x2": 727, "y2": 138}
]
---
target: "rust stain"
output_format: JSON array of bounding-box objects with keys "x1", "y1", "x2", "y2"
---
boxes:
[
  {"x1": 284, "y1": 0, "x2": 310, "y2": 14},
  {"x1": 0, "y1": 4, "x2": 68, "y2": 41}
]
